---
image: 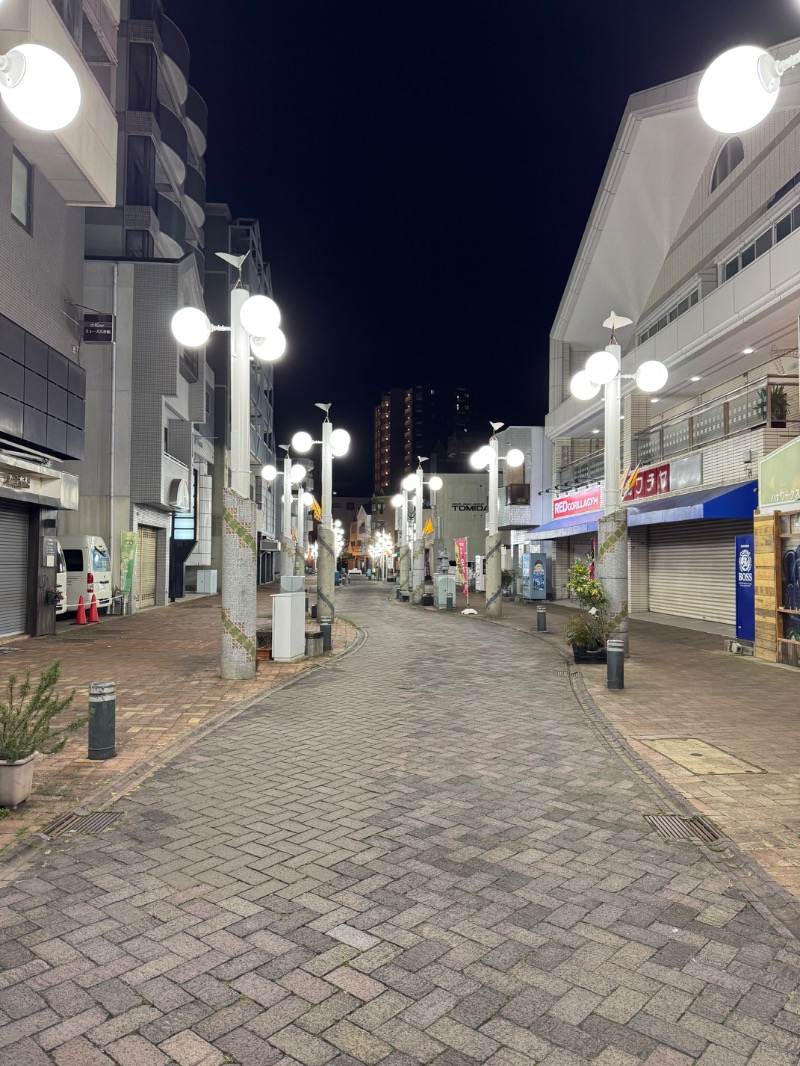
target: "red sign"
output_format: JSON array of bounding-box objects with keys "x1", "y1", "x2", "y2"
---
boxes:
[
  {"x1": 553, "y1": 486, "x2": 602, "y2": 520},
  {"x1": 624, "y1": 462, "x2": 670, "y2": 501}
]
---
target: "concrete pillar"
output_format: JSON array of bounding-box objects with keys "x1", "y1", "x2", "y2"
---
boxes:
[
  {"x1": 317, "y1": 524, "x2": 335, "y2": 623},
  {"x1": 221, "y1": 488, "x2": 256, "y2": 679},
  {"x1": 485, "y1": 530, "x2": 502, "y2": 619}
]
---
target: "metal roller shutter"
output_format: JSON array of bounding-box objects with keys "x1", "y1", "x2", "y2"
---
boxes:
[
  {"x1": 0, "y1": 500, "x2": 29, "y2": 638},
  {"x1": 648, "y1": 519, "x2": 751, "y2": 625}
]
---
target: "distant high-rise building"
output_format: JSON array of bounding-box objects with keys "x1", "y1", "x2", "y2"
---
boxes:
[{"x1": 373, "y1": 385, "x2": 474, "y2": 494}]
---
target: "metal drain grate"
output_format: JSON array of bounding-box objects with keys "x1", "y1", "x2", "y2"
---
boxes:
[
  {"x1": 645, "y1": 814, "x2": 722, "y2": 843},
  {"x1": 553, "y1": 668, "x2": 579, "y2": 678},
  {"x1": 42, "y1": 811, "x2": 122, "y2": 838}
]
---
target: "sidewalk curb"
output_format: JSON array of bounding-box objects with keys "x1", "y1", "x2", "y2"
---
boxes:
[{"x1": 0, "y1": 620, "x2": 365, "y2": 885}]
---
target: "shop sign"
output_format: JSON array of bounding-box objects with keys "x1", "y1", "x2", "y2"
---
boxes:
[
  {"x1": 451, "y1": 502, "x2": 487, "y2": 511},
  {"x1": 0, "y1": 471, "x2": 31, "y2": 491},
  {"x1": 552, "y1": 485, "x2": 602, "y2": 520},
  {"x1": 83, "y1": 313, "x2": 114, "y2": 343},
  {"x1": 735, "y1": 534, "x2": 755, "y2": 642},
  {"x1": 759, "y1": 436, "x2": 800, "y2": 509},
  {"x1": 624, "y1": 462, "x2": 670, "y2": 501}
]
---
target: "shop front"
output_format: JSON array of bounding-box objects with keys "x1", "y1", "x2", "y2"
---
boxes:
[{"x1": 754, "y1": 436, "x2": 800, "y2": 667}]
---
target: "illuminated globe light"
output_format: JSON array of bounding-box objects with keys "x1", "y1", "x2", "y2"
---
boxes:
[
  {"x1": 429, "y1": 475, "x2": 443, "y2": 491},
  {"x1": 505, "y1": 448, "x2": 525, "y2": 468},
  {"x1": 239, "y1": 294, "x2": 280, "y2": 335},
  {"x1": 391, "y1": 494, "x2": 404, "y2": 507},
  {"x1": 250, "y1": 328, "x2": 286, "y2": 362},
  {"x1": 329, "y1": 428, "x2": 351, "y2": 457},
  {"x1": 570, "y1": 370, "x2": 601, "y2": 400},
  {"x1": 0, "y1": 44, "x2": 81, "y2": 131},
  {"x1": 469, "y1": 445, "x2": 494, "y2": 470},
  {"x1": 402, "y1": 473, "x2": 419, "y2": 491},
  {"x1": 261, "y1": 464, "x2": 278, "y2": 480},
  {"x1": 289, "y1": 463, "x2": 307, "y2": 483},
  {"x1": 585, "y1": 348, "x2": 619, "y2": 385},
  {"x1": 301, "y1": 491, "x2": 314, "y2": 506},
  {"x1": 698, "y1": 45, "x2": 778, "y2": 133},
  {"x1": 291, "y1": 430, "x2": 314, "y2": 452},
  {"x1": 171, "y1": 306, "x2": 212, "y2": 348},
  {"x1": 635, "y1": 360, "x2": 669, "y2": 393}
]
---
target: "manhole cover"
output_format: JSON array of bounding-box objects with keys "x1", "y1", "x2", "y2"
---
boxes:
[
  {"x1": 639, "y1": 738, "x2": 764, "y2": 775},
  {"x1": 42, "y1": 811, "x2": 122, "y2": 838},
  {"x1": 645, "y1": 814, "x2": 722, "y2": 843}
]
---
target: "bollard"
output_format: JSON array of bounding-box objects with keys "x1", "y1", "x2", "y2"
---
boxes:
[
  {"x1": 607, "y1": 638, "x2": 625, "y2": 690},
  {"x1": 396, "y1": 587, "x2": 401, "y2": 601},
  {"x1": 537, "y1": 605, "x2": 547, "y2": 631},
  {"x1": 446, "y1": 594, "x2": 454, "y2": 611},
  {"x1": 88, "y1": 681, "x2": 116, "y2": 760},
  {"x1": 320, "y1": 619, "x2": 332, "y2": 651},
  {"x1": 310, "y1": 602, "x2": 317, "y2": 619}
]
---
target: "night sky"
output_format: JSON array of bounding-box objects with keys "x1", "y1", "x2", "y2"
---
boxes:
[{"x1": 165, "y1": 0, "x2": 800, "y2": 493}]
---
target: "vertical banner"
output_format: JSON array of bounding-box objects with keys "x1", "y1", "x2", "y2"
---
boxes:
[
  {"x1": 454, "y1": 537, "x2": 468, "y2": 601},
  {"x1": 735, "y1": 534, "x2": 755, "y2": 642},
  {"x1": 119, "y1": 531, "x2": 138, "y2": 597}
]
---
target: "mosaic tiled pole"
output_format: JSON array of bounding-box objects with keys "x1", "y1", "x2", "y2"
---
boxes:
[
  {"x1": 597, "y1": 343, "x2": 629, "y2": 656},
  {"x1": 221, "y1": 286, "x2": 256, "y2": 680},
  {"x1": 485, "y1": 435, "x2": 502, "y2": 620},
  {"x1": 399, "y1": 488, "x2": 411, "y2": 597},
  {"x1": 281, "y1": 452, "x2": 294, "y2": 582},
  {"x1": 317, "y1": 420, "x2": 335, "y2": 625},
  {"x1": 411, "y1": 463, "x2": 425, "y2": 604}
]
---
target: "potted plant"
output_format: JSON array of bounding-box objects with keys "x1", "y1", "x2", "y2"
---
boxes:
[
  {"x1": 501, "y1": 569, "x2": 514, "y2": 597},
  {"x1": 564, "y1": 557, "x2": 614, "y2": 663},
  {"x1": 757, "y1": 384, "x2": 788, "y2": 428},
  {"x1": 45, "y1": 586, "x2": 63, "y2": 607},
  {"x1": 0, "y1": 661, "x2": 86, "y2": 809}
]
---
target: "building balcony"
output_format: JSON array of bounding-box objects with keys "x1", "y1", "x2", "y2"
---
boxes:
[
  {"x1": 184, "y1": 85, "x2": 207, "y2": 158},
  {"x1": 159, "y1": 15, "x2": 189, "y2": 105},
  {"x1": 183, "y1": 162, "x2": 205, "y2": 229},
  {"x1": 0, "y1": 0, "x2": 117, "y2": 205},
  {"x1": 155, "y1": 192, "x2": 186, "y2": 257},
  {"x1": 156, "y1": 101, "x2": 186, "y2": 185}
]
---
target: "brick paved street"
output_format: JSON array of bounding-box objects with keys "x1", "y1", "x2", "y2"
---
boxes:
[{"x1": 1, "y1": 578, "x2": 798, "y2": 1064}]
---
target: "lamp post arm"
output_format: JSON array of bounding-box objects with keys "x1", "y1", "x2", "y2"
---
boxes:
[{"x1": 771, "y1": 49, "x2": 800, "y2": 83}]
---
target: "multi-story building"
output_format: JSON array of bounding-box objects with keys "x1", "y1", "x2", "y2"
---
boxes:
[
  {"x1": 62, "y1": 0, "x2": 208, "y2": 612},
  {"x1": 373, "y1": 384, "x2": 474, "y2": 495},
  {"x1": 0, "y1": 0, "x2": 118, "y2": 638},
  {"x1": 544, "y1": 42, "x2": 800, "y2": 633}
]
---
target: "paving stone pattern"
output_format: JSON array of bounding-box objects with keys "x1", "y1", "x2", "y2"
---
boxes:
[{"x1": 1, "y1": 581, "x2": 798, "y2": 1064}]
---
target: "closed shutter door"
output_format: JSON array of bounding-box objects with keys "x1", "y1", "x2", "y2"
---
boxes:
[
  {"x1": 0, "y1": 500, "x2": 29, "y2": 638},
  {"x1": 648, "y1": 519, "x2": 751, "y2": 625},
  {"x1": 137, "y1": 527, "x2": 157, "y2": 609}
]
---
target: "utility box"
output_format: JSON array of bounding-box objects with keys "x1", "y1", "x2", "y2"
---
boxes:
[
  {"x1": 280, "y1": 575, "x2": 304, "y2": 593},
  {"x1": 271, "y1": 591, "x2": 305, "y2": 661},
  {"x1": 435, "y1": 574, "x2": 456, "y2": 608},
  {"x1": 196, "y1": 570, "x2": 218, "y2": 594}
]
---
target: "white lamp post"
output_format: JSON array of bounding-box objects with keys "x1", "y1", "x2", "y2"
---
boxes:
[
  {"x1": 400, "y1": 473, "x2": 419, "y2": 601},
  {"x1": 570, "y1": 312, "x2": 668, "y2": 654},
  {"x1": 291, "y1": 406, "x2": 350, "y2": 627},
  {"x1": 262, "y1": 452, "x2": 306, "y2": 582},
  {"x1": 469, "y1": 424, "x2": 525, "y2": 619},
  {"x1": 0, "y1": 43, "x2": 81, "y2": 130},
  {"x1": 698, "y1": 44, "x2": 800, "y2": 134},
  {"x1": 172, "y1": 259, "x2": 286, "y2": 680},
  {"x1": 391, "y1": 492, "x2": 407, "y2": 594}
]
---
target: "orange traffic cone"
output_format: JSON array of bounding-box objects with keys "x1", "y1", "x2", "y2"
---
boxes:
[
  {"x1": 74, "y1": 596, "x2": 87, "y2": 625},
  {"x1": 88, "y1": 593, "x2": 100, "y2": 624}
]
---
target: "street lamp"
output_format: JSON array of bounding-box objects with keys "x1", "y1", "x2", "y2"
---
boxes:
[
  {"x1": 171, "y1": 254, "x2": 286, "y2": 680},
  {"x1": 261, "y1": 451, "x2": 307, "y2": 581},
  {"x1": 698, "y1": 44, "x2": 800, "y2": 134},
  {"x1": 371, "y1": 530, "x2": 393, "y2": 581},
  {"x1": 291, "y1": 405, "x2": 350, "y2": 628},
  {"x1": 0, "y1": 43, "x2": 81, "y2": 130},
  {"x1": 469, "y1": 425, "x2": 525, "y2": 619},
  {"x1": 570, "y1": 312, "x2": 668, "y2": 653},
  {"x1": 390, "y1": 491, "x2": 408, "y2": 595}
]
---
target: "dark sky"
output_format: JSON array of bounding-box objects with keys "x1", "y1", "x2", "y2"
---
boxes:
[{"x1": 165, "y1": 0, "x2": 800, "y2": 493}]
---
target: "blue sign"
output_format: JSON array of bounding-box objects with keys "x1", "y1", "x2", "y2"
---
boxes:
[{"x1": 735, "y1": 534, "x2": 755, "y2": 642}]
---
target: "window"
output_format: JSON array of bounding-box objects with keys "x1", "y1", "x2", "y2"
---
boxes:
[
  {"x1": 126, "y1": 135, "x2": 156, "y2": 207},
  {"x1": 128, "y1": 42, "x2": 157, "y2": 111},
  {"x1": 710, "y1": 137, "x2": 744, "y2": 192},
  {"x1": 11, "y1": 151, "x2": 32, "y2": 231},
  {"x1": 125, "y1": 229, "x2": 154, "y2": 258}
]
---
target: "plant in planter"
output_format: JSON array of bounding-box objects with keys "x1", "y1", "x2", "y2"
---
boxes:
[
  {"x1": 45, "y1": 586, "x2": 63, "y2": 606},
  {"x1": 757, "y1": 384, "x2": 788, "y2": 428},
  {"x1": 501, "y1": 569, "x2": 514, "y2": 596},
  {"x1": 564, "y1": 557, "x2": 615, "y2": 662},
  {"x1": 0, "y1": 661, "x2": 86, "y2": 809}
]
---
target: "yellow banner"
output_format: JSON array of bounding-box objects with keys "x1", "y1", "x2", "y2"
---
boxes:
[{"x1": 422, "y1": 518, "x2": 434, "y2": 535}]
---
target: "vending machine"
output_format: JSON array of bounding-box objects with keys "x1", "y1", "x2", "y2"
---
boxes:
[
  {"x1": 522, "y1": 553, "x2": 547, "y2": 600},
  {"x1": 474, "y1": 554, "x2": 485, "y2": 592}
]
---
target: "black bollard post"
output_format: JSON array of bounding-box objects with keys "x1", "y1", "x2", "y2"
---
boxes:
[
  {"x1": 320, "y1": 619, "x2": 332, "y2": 651},
  {"x1": 607, "y1": 638, "x2": 625, "y2": 689},
  {"x1": 446, "y1": 594, "x2": 453, "y2": 611},
  {"x1": 536, "y1": 605, "x2": 547, "y2": 631},
  {"x1": 310, "y1": 602, "x2": 317, "y2": 619},
  {"x1": 88, "y1": 681, "x2": 116, "y2": 760}
]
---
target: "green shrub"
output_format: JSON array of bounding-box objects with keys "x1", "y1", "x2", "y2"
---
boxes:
[{"x1": 0, "y1": 662, "x2": 86, "y2": 763}]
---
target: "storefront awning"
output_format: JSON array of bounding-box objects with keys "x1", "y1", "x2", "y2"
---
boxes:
[
  {"x1": 627, "y1": 481, "x2": 757, "y2": 526},
  {"x1": 526, "y1": 511, "x2": 602, "y2": 540}
]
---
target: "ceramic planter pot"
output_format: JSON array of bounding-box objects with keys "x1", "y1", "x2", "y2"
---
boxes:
[{"x1": 0, "y1": 752, "x2": 38, "y2": 808}]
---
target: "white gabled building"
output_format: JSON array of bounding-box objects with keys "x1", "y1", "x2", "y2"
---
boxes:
[{"x1": 545, "y1": 40, "x2": 800, "y2": 629}]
